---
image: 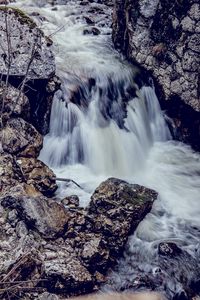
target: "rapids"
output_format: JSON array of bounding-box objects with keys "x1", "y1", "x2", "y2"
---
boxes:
[{"x1": 13, "y1": 0, "x2": 200, "y2": 298}]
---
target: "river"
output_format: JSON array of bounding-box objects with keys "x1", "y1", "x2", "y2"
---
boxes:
[{"x1": 13, "y1": 1, "x2": 200, "y2": 298}]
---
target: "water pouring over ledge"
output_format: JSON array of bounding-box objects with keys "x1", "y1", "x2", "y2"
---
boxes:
[{"x1": 13, "y1": 0, "x2": 200, "y2": 298}]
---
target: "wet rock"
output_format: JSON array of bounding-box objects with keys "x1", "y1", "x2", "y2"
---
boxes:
[
  {"x1": 80, "y1": 233, "x2": 110, "y2": 273},
  {"x1": 158, "y1": 242, "x2": 182, "y2": 257},
  {"x1": 157, "y1": 241, "x2": 200, "y2": 299},
  {"x1": 83, "y1": 27, "x2": 101, "y2": 35},
  {"x1": 17, "y1": 157, "x2": 57, "y2": 197},
  {"x1": 1, "y1": 117, "x2": 43, "y2": 157},
  {"x1": 43, "y1": 244, "x2": 94, "y2": 293},
  {"x1": 112, "y1": 0, "x2": 200, "y2": 150},
  {"x1": 0, "y1": 177, "x2": 157, "y2": 298}
]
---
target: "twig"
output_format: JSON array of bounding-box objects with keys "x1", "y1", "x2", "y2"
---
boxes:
[{"x1": 56, "y1": 177, "x2": 83, "y2": 189}]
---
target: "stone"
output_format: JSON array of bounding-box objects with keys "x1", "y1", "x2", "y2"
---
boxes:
[
  {"x1": 89, "y1": 178, "x2": 157, "y2": 257},
  {"x1": 1, "y1": 117, "x2": 43, "y2": 157},
  {"x1": 43, "y1": 245, "x2": 93, "y2": 293},
  {"x1": 0, "y1": 82, "x2": 30, "y2": 121},
  {"x1": 1, "y1": 195, "x2": 70, "y2": 238},
  {"x1": 17, "y1": 157, "x2": 57, "y2": 197},
  {"x1": 0, "y1": 153, "x2": 24, "y2": 193},
  {"x1": 0, "y1": 176, "x2": 158, "y2": 298},
  {"x1": 0, "y1": 7, "x2": 55, "y2": 79},
  {"x1": 158, "y1": 242, "x2": 182, "y2": 257},
  {"x1": 61, "y1": 195, "x2": 80, "y2": 207}
]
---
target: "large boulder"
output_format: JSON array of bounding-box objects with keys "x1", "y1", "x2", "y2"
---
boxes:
[
  {"x1": 1, "y1": 117, "x2": 43, "y2": 157},
  {"x1": 112, "y1": 0, "x2": 200, "y2": 150},
  {"x1": 88, "y1": 178, "x2": 157, "y2": 258}
]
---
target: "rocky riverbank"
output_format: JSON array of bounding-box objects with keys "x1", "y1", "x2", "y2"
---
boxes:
[{"x1": 112, "y1": 0, "x2": 200, "y2": 151}]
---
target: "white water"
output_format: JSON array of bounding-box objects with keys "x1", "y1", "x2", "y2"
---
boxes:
[{"x1": 13, "y1": 0, "x2": 200, "y2": 297}]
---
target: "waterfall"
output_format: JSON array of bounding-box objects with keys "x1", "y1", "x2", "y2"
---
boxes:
[{"x1": 40, "y1": 80, "x2": 171, "y2": 177}]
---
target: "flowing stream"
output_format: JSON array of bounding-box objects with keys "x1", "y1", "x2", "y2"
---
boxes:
[{"x1": 13, "y1": 0, "x2": 200, "y2": 298}]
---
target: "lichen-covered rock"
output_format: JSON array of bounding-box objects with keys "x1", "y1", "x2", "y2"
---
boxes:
[
  {"x1": 1, "y1": 117, "x2": 43, "y2": 157},
  {"x1": 0, "y1": 7, "x2": 55, "y2": 79},
  {"x1": 17, "y1": 157, "x2": 57, "y2": 197},
  {"x1": 0, "y1": 151, "x2": 57, "y2": 198},
  {"x1": 112, "y1": 0, "x2": 200, "y2": 150}
]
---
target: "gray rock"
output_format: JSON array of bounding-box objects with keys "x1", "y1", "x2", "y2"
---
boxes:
[{"x1": 0, "y1": 7, "x2": 55, "y2": 79}]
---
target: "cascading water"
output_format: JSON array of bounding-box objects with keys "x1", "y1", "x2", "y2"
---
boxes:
[{"x1": 13, "y1": 0, "x2": 200, "y2": 298}]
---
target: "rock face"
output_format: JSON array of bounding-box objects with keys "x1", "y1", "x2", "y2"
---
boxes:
[
  {"x1": 112, "y1": 0, "x2": 200, "y2": 150},
  {"x1": 0, "y1": 178, "x2": 157, "y2": 299},
  {"x1": 0, "y1": 7, "x2": 60, "y2": 134},
  {"x1": 0, "y1": 7, "x2": 55, "y2": 79}
]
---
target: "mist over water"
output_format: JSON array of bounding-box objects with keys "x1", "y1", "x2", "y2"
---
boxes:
[{"x1": 14, "y1": 0, "x2": 200, "y2": 298}]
